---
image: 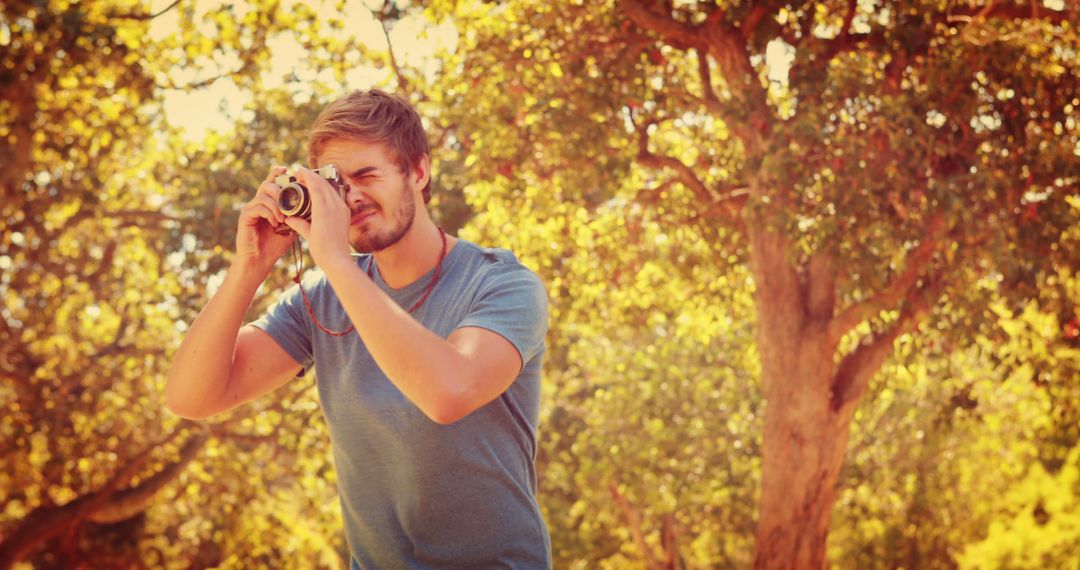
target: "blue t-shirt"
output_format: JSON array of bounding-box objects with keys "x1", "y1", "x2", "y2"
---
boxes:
[{"x1": 251, "y1": 239, "x2": 551, "y2": 569}]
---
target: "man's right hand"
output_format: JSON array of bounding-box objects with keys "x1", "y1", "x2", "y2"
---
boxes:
[
  {"x1": 167, "y1": 165, "x2": 304, "y2": 420},
  {"x1": 234, "y1": 166, "x2": 295, "y2": 275}
]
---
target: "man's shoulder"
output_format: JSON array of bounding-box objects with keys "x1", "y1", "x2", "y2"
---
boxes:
[
  {"x1": 455, "y1": 239, "x2": 516, "y2": 263},
  {"x1": 293, "y1": 265, "x2": 333, "y2": 293},
  {"x1": 454, "y1": 240, "x2": 542, "y2": 283},
  {"x1": 280, "y1": 260, "x2": 354, "y2": 304},
  {"x1": 307, "y1": 255, "x2": 374, "y2": 284}
]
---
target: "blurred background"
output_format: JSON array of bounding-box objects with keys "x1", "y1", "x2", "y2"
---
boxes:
[{"x1": 1, "y1": 0, "x2": 1078, "y2": 568}]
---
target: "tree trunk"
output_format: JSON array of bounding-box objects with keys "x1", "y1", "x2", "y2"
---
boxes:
[
  {"x1": 0, "y1": 429, "x2": 205, "y2": 569},
  {"x1": 744, "y1": 214, "x2": 939, "y2": 568},
  {"x1": 746, "y1": 227, "x2": 860, "y2": 569},
  {"x1": 751, "y1": 382, "x2": 856, "y2": 569}
]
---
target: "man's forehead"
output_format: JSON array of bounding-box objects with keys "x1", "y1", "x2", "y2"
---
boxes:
[{"x1": 317, "y1": 138, "x2": 395, "y2": 168}]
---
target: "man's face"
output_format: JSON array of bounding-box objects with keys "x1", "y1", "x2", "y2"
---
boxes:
[{"x1": 317, "y1": 139, "x2": 418, "y2": 253}]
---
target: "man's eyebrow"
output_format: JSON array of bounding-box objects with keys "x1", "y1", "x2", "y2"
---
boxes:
[{"x1": 349, "y1": 166, "x2": 380, "y2": 178}]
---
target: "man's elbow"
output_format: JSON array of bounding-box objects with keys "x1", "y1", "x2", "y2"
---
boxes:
[
  {"x1": 164, "y1": 398, "x2": 215, "y2": 421},
  {"x1": 164, "y1": 382, "x2": 219, "y2": 421},
  {"x1": 164, "y1": 366, "x2": 235, "y2": 420},
  {"x1": 164, "y1": 382, "x2": 195, "y2": 419},
  {"x1": 422, "y1": 378, "x2": 477, "y2": 425},
  {"x1": 425, "y1": 401, "x2": 470, "y2": 425}
]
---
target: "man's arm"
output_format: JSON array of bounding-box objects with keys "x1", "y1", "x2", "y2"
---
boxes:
[
  {"x1": 165, "y1": 265, "x2": 303, "y2": 420},
  {"x1": 322, "y1": 258, "x2": 524, "y2": 424},
  {"x1": 165, "y1": 166, "x2": 303, "y2": 420}
]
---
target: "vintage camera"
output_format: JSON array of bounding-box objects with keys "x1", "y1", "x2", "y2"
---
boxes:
[{"x1": 275, "y1": 165, "x2": 348, "y2": 221}]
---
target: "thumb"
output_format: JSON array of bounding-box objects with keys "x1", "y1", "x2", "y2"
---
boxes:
[{"x1": 285, "y1": 217, "x2": 311, "y2": 239}]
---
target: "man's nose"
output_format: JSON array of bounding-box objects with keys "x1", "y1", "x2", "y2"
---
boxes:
[{"x1": 343, "y1": 183, "x2": 368, "y2": 209}]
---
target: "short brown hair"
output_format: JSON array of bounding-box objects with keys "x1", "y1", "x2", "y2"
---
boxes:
[{"x1": 307, "y1": 89, "x2": 431, "y2": 203}]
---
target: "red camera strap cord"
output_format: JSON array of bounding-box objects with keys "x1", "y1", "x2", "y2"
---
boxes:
[{"x1": 291, "y1": 227, "x2": 448, "y2": 337}]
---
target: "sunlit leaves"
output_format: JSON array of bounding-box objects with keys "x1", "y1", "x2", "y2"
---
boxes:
[
  {"x1": 4, "y1": 0, "x2": 1079, "y2": 566},
  {"x1": 958, "y1": 445, "x2": 1080, "y2": 569},
  {"x1": 429, "y1": 0, "x2": 1079, "y2": 567},
  {"x1": 0, "y1": 0, "x2": 349, "y2": 566}
]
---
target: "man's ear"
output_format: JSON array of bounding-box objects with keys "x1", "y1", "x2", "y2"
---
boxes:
[{"x1": 413, "y1": 154, "x2": 431, "y2": 191}]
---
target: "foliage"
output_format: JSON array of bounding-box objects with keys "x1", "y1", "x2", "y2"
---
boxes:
[
  {"x1": 831, "y1": 308, "x2": 1053, "y2": 569},
  {"x1": 2, "y1": 0, "x2": 1078, "y2": 567},
  {"x1": 0, "y1": 0, "x2": 357, "y2": 566},
  {"x1": 427, "y1": 0, "x2": 1079, "y2": 566},
  {"x1": 958, "y1": 444, "x2": 1080, "y2": 569}
]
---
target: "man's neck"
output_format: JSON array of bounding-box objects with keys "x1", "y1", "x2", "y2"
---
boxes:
[{"x1": 371, "y1": 220, "x2": 455, "y2": 289}]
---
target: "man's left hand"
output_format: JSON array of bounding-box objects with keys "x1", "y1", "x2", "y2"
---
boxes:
[{"x1": 285, "y1": 167, "x2": 353, "y2": 269}]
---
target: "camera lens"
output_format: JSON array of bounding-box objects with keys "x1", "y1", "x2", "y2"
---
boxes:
[
  {"x1": 279, "y1": 186, "x2": 302, "y2": 210},
  {"x1": 278, "y1": 184, "x2": 311, "y2": 219}
]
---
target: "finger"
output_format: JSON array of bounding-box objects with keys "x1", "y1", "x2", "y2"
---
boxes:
[
  {"x1": 265, "y1": 165, "x2": 288, "y2": 182},
  {"x1": 257, "y1": 178, "x2": 283, "y2": 200},
  {"x1": 242, "y1": 202, "x2": 283, "y2": 227},
  {"x1": 296, "y1": 168, "x2": 349, "y2": 221},
  {"x1": 258, "y1": 167, "x2": 289, "y2": 199},
  {"x1": 294, "y1": 167, "x2": 334, "y2": 202},
  {"x1": 253, "y1": 194, "x2": 286, "y2": 223},
  {"x1": 285, "y1": 217, "x2": 311, "y2": 239}
]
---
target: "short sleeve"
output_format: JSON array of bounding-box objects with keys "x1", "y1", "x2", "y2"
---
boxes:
[
  {"x1": 456, "y1": 266, "x2": 549, "y2": 366},
  {"x1": 249, "y1": 283, "x2": 315, "y2": 375}
]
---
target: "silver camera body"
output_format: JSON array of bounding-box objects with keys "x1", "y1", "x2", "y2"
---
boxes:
[{"x1": 275, "y1": 165, "x2": 348, "y2": 220}]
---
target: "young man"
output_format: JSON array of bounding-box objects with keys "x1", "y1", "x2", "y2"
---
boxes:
[{"x1": 165, "y1": 89, "x2": 551, "y2": 568}]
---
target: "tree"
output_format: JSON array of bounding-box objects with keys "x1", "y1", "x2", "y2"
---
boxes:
[
  {"x1": 1, "y1": 0, "x2": 479, "y2": 564},
  {"x1": 0, "y1": 1, "x2": 350, "y2": 566},
  {"x1": 427, "y1": 0, "x2": 1079, "y2": 566},
  {"x1": 5, "y1": 0, "x2": 1078, "y2": 566}
]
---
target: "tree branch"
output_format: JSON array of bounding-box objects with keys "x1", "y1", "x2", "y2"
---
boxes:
[
  {"x1": 695, "y1": 49, "x2": 723, "y2": 113},
  {"x1": 76, "y1": 425, "x2": 195, "y2": 519},
  {"x1": 829, "y1": 273, "x2": 945, "y2": 414},
  {"x1": 630, "y1": 119, "x2": 751, "y2": 226},
  {"x1": 0, "y1": 87, "x2": 38, "y2": 199},
  {"x1": 56, "y1": 207, "x2": 185, "y2": 236},
  {"x1": 621, "y1": 0, "x2": 699, "y2": 50},
  {"x1": 621, "y1": 0, "x2": 770, "y2": 147},
  {"x1": 609, "y1": 481, "x2": 659, "y2": 568},
  {"x1": 85, "y1": 240, "x2": 119, "y2": 290},
  {"x1": 105, "y1": 209, "x2": 186, "y2": 224},
  {"x1": 89, "y1": 311, "x2": 132, "y2": 361},
  {"x1": 632, "y1": 117, "x2": 748, "y2": 226},
  {"x1": 660, "y1": 513, "x2": 684, "y2": 569},
  {"x1": 110, "y1": 0, "x2": 182, "y2": 21},
  {"x1": 701, "y1": 185, "x2": 750, "y2": 221},
  {"x1": 155, "y1": 51, "x2": 261, "y2": 91},
  {"x1": 206, "y1": 424, "x2": 280, "y2": 448},
  {"x1": 825, "y1": 213, "x2": 947, "y2": 347},
  {"x1": 375, "y1": 0, "x2": 413, "y2": 97},
  {"x1": 635, "y1": 120, "x2": 713, "y2": 203},
  {"x1": 739, "y1": 5, "x2": 771, "y2": 41},
  {"x1": 793, "y1": 0, "x2": 1072, "y2": 93},
  {"x1": 634, "y1": 178, "x2": 681, "y2": 206},
  {"x1": 948, "y1": 3, "x2": 1073, "y2": 24},
  {"x1": 800, "y1": 0, "x2": 861, "y2": 74},
  {"x1": 86, "y1": 432, "x2": 207, "y2": 524},
  {"x1": 838, "y1": 0, "x2": 858, "y2": 46},
  {"x1": 0, "y1": 313, "x2": 31, "y2": 379},
  {"x1": 0, "y1": 423, "x2": 196, "y2": 568}
]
